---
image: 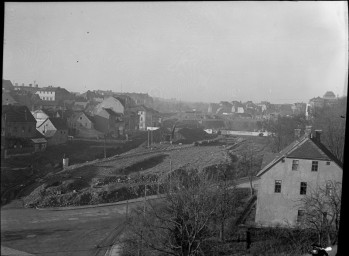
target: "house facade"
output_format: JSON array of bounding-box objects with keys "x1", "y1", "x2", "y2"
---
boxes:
[
  {"x1": 93, "y1": 108, "x2": 124, "y2": 137},
  {"x1": 1, "y1": 105, "x2": 47, "y2": 157},
  {"x1": 35, "y1": 86, "x2": 71, "y2": 103},
  {"x1": 255, "y1": 131, "x2": 343, "y2": 227},
  {"x1": 36, "y1": 117, "x2": 68, "y2": 145},
  {"x1": 136, "y1": 105, "x2": 160, "y2": 131}
]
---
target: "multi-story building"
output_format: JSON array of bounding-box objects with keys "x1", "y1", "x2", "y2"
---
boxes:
[
  {"x1": 255, "y1": 129, "x2": 343, "y2": 227},
  {"x1": 35, "y1": 86, "x2": 71, "y2": 102},
  {"x1": 2, "y1": 105, "x2": 47, "y2": 157}
]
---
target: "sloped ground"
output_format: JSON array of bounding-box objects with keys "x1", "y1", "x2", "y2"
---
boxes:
[{"x1": 22, "y1": 145, "x2": 232, "y2": 208}]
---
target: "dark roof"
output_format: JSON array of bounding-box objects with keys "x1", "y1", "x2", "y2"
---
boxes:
[
  {"x1": 33, "y1": 129, "x2": 46, "y2": 139},
  {"x1": 257, "y1": 135, "x2": 343, "y2": 177},
  {"x1": 44, "y1": 130, "x2": 57, "y2": 138},
  {"x1": 112, "y1": 96, "x2": 126, "y2": 107},
  {"x1": 103, "y1": 108, "x2": 123, "y2": 117},
  {"x1": 2, "y1": 79, "x2": 14, "y2": 90},
  {"x1": 260, "y1": 152, "x2": 278, "y2": 170},
  {"x1": 50, "y1": 118, "x2": 68, "y2": 130},
  {"x1": 2, "y1": 105, "x2": 36, "y2": 123},
  {"x1": 323, "y1": 91, "x2": 336, "y2": 98}
]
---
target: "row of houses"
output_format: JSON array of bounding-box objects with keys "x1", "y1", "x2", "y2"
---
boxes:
[
  {"x1": 2, "y1": 80, "x2": 163, "y2": 158},
  {"x1": 208, "y1": 100, "x2": 307, "y2": 119}
]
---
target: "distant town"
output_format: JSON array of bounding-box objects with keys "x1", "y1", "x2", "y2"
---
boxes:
[
  {"x1": 2, "y1": 78, "x2": 341, "y2": 154},
  {"x1": 1, "y1": 78, "x2": 346, "y2": 256}
]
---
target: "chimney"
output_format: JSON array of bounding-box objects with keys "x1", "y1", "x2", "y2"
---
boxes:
[
  {"x1": 36, "y1": 84, "x2": 38, "y2": 88},
  {"x1": 304, "y1": 125, "x2": 312, "y2": 138},
  {"x1": 315, "y1": 130, "x2": 322, "y2": 142},
  {"x1": 29, "y1": 84, "x2": 32, "y2": 87},
  {"x1": 22, "y1": 83, "x2": 24, "y2": 86},
  {"x1": 294, "y1": 128, "x2": 301, "y2": 139}
]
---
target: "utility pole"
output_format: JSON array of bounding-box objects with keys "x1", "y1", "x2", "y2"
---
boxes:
[
  {"x1": 126, "y1": 199, "x2": 129, "y2": 221},
  {"x1": 104, "y1": 134, "x2": 107, "y2": 158},
  {"x1": 139, "y1": 184, "x2": 147, "y2": 256},
  {"x1": 147, "y1": 129, "x2": 150, "y2": 148}
]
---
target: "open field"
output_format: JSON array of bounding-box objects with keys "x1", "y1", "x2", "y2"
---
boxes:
[
  {"x1": 22, "y1": 144, "x2": 233, "y2": 207},
  {"x1": 22, "y1": 135, "x2": 272, "y2": 208},
  {"x1": 1, "y1": 132, "x2": 148, "y2": 206}
]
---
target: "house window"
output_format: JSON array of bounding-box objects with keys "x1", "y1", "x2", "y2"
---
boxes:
[
  {"x1": 292, "y1": 160, "x2": 299, "y2": 171},
  {"x1": 326, "y1": 161, "x2": 330, "y2": 165},
  {"x1": 80, "y1": 117, "x2": 82, "y2": 120},
  {"x1": 300, "y1": 182, "x2": 307, "y2": 195},
  {"x1": 311, "y1": 161, "x2": 318, "y2": 172},
  {"x1": 297, "y1": 210, "x2": 305, "y2": 223},
  {"x1": 274, "y1": 180, "x2": 282, "y2": 193}
]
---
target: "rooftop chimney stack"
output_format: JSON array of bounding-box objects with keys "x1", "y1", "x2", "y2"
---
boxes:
[
  {"x1": 304, "y1": 125, "x2": 312, "y2": 138},
  {"x1": 29, "y1": 84, "x2": 32, "y2": 87},
  {"x1": 315, "y1": 130, "x2": 322, "y2": 142}
]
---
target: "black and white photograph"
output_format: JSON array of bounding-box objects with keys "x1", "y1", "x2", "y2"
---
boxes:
[{"x1": 1, "y1": 2, "x2": 348, "y2": 256}]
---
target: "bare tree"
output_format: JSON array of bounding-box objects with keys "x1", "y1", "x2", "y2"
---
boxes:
[
  {"x1": 119, "y1": 170, "x2": 239, "y2": 256},
  {"x1": 298, "y1": 181, "x2": 342, "y2": 246},
  {"x1": 312, "y1": 98, "x2": 347, "y2": 162},
  {"x1": 238, "y1": 140, "x2": 265, "y2": 196}
]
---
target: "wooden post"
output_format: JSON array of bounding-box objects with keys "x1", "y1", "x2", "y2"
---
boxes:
[
  {"x1": 126, "y1": 199, "x2": 129, "y2": 221},
  {"x1": 104, "y1": 134, "x2": 107, "y2": 158},
  {"x1": 147, "y1": 130, "x2": 150, "y2": 148}
]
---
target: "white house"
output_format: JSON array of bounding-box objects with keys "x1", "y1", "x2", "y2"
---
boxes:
[{"x1": 255, "y1": 130, "x2": 343, "y2": 227}]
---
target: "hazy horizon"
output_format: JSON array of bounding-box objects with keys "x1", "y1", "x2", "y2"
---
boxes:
[{"x1": 3, "y1": 2, "x2": 348, "y2": 104}]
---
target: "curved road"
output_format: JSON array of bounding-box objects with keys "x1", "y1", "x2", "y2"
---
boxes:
[{"x1": 1, "y1": 200, "x2": 143, "y2": 256}]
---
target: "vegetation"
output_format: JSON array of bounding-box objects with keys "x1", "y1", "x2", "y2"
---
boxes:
[
  {"x1": 121, "y1": 168, "x2": 248, "y2": 256},
  {"x1": 297, "y1": 180, "x2": 342, "y2": 246}
]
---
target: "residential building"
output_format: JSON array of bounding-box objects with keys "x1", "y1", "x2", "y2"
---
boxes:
[
  {"x1": 67, "y1": 111, "x2": 96, "y2": 135},
  {"x1": 13, "y1": 83, "x2": 39, "y2": 94},
  {"x1": 93, "y1": 96, "x2": 125, "y2": 115},
  {"x1": 35, "y1": 86, "x2": 71, "y2": 103},
  {"x1": 309, "y1": 97, "x2": 325, "y2": 109},
  {"x1": 255, "y1": 130, "x2": 343, "y2": 227},
  {"x1": 93, "y1": 108, "x2": 125, "y2": 137},
  {"x1": 122, "y1": 92, "x2": 154, "y2": 108},
  {"x1": 36, "y1": 117, "x2": 68, "y2": 145},
  {"x1": 2, "y1": 92, "x2": 18, "y2": 105},
  {"x1": 135, "y1": 105, "x2": 161, "y2": 131},
  {"x1": 2, "y1": 79, "x2": 15, "y2": 93},
  {"x1": 231, "y1": 101, "x2": 245, "y2": 113},
  {"x1": 1, "y1": 105, "x2": 46, "y2": 157}
]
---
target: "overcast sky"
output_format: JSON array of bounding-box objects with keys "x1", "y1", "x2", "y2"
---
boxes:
[{"x1": 3, "y1": 2, "x2": 348, "y2": 103}]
